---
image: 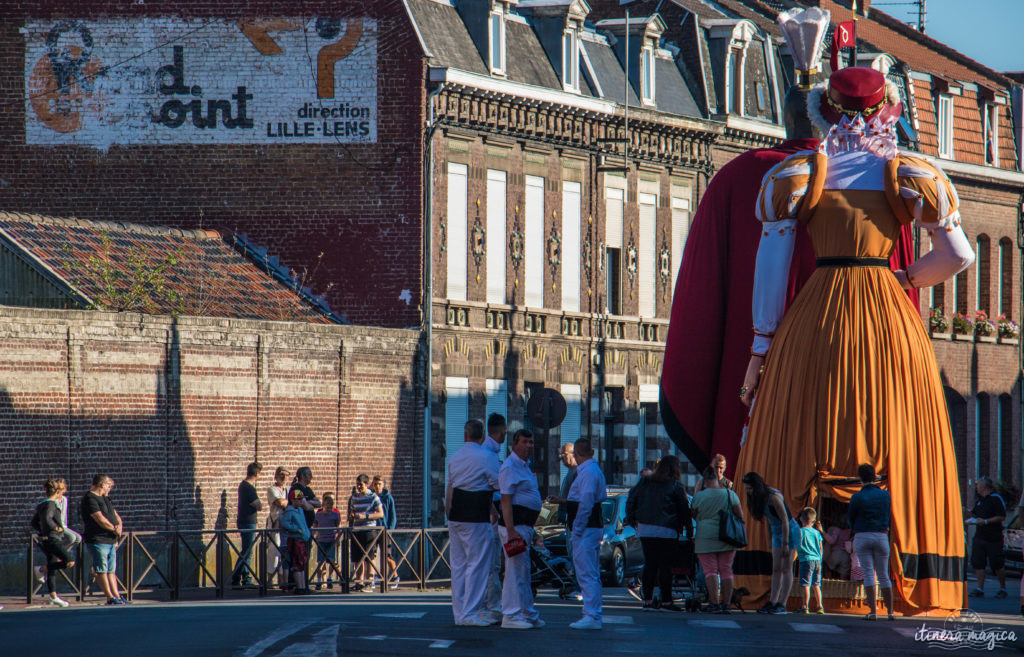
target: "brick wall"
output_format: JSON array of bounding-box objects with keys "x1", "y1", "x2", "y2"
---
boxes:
[
  {"x1": 0, "y1": 307, "x2": 423, "y2": 591},
  {"x1": 0, "y1": 0, "x2": 425, "y2": 328}
]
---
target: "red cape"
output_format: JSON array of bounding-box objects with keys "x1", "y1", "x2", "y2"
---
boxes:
[{"x1": 660, "y1": 139, "x2": 917, "y2": 475}]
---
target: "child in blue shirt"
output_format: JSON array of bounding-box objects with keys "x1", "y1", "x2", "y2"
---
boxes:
[
  {"x1": 280, "y1": 489, "x2": 311, "y2": 593},
  {"x1": 796, "y1": 507, "x2": 824, "y2": 614}
]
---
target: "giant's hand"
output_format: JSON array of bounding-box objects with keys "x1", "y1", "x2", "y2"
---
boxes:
[{"x1": 740, "y1": 355, "x2": 764, "y2": 407}]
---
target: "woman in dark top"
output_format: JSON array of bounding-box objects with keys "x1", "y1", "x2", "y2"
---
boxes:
[
  {"x1": 625, "y1": 455, "x2": 692, "y2": 611},
  {"x1": 848, "y1": 463, "x2": 894, "y2": 620},
  {"x1": 742, "y1": 472, "x2": 799, "y2": 615},
  {"x1": 32, "y1": 478, "x2": 76, "y2": 607}
]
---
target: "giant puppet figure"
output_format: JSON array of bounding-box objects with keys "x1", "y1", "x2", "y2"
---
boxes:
[
  {"x1": 735, "y1": 59, "x2": 973, "y2": 612},
  {"x1": 660, "y1": 7, "x2": 917, "y2": 475}
]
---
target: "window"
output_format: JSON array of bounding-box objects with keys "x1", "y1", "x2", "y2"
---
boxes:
[
  {"x1": 641, "y1": 46, "x2": 655, "y2": 104},
  {"x1": 562, "y1": 29, "x2": 579, "y2": 92},
  {"x1": 976, "y1": 235, "x2": 990, "y2": 316},
  {"x1": 638, "y1": 191, "x2": 657, "y2": 317},
  {"x1": 605, "y1": 184, "x2": 624, "y2": 315},
  {"x1": 976, "y1": 393, "x2": 990, "y2": 478},
  {"x1": 999, "y1": 237, "x2": 1013, "y2": 319},
  {"x1": 561, "y1": 181, "x2": 581, "y2": 312},
  {"x1": 444, "y1": 377, "x2": 469, "y2": 474},
  {"x1": 937, "y1": 94, "x2": 954, "y2": 159},
  {"x1": 489, "y1": 9, "x2": 506, "y2": 75},
  {"x1": 446, "y1": 163, "x2": 468, "y2": 301},
  {"x1": 984, "y1": 103, "x2": 999, "y2": 166},
  {"x1": 954, "y1": 269, "x2": 967, "y2": 315},
  {"x1": 486, "y1": 169, "x2": 507, "y2": 304},
  {"x1": 486, "y1": 379, "x2": 508, "y2": 458},
  {"x1": 560, "y1": 384, "x2": 582, "y2": 481},
  {"x1": 731, "y1": 47, "x2": 744, "y2": 115},
  {"x1": 670, "y1": 189, "x2": 691, "y2": 290},
  {"x1": 524, "y1": 175, "x2": 545, "y2": 308},
  {"x1": 999, "y1": 394, "x2": 1013, "y2": 482}
]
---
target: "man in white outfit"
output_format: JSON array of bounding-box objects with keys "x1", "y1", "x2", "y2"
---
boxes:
[
  {"x1": 447, "y1": 419, "x2": 500, "y2": 626},
  {"x1": 481, "y1": 413, "x2": 507, "y2": 623},
  {"x1": 497, "y1": 429, "x2": 544, "y2": 629},
  {"x1": 567, "y1": 438, "x2": 607, "y2": 630}
]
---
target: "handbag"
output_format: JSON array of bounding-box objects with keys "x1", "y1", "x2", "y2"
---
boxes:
[
  {"x1": 718, "y1": 491, "x2": 748, "y2": 548},
  {"x1": 504, "y1": 535, "x2": 527, "y2": 557}
]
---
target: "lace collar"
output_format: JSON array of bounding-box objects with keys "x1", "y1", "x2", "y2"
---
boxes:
[{"x1": 818, "y1": 114, "x2": 899, "y2": 161}]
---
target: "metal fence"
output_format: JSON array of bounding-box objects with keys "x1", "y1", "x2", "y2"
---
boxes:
[{"x1": 26, "y1": 527, "x2": 451, "y2": 604}]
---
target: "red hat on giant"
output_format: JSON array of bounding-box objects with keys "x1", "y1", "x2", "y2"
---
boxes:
[{"x1": 810, "y1": 66, "x2": 902, "y2": 131}]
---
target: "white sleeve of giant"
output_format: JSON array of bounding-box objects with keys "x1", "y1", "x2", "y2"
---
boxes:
[
  {"x1": 899, "y1": 213, "x2": 975, "y2": 289},
  {"x1": 751, "y1": 219, "x2": 798, "y2": 356}
]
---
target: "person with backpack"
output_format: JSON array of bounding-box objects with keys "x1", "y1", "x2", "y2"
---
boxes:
[
  {"x1": 625, "y1": 455, "x2": 692, "y2": 612},
  {"x1": 32, "y1": 479, "x2": 76, "y2": 607}
]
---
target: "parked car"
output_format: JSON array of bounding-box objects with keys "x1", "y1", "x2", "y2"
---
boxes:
[
  {"x1": 1003, "y1": 508, "x2": 1023, "y2": 573},
  {"x1": 538, "y1": 488, "x2": 643, "y2": 587}
]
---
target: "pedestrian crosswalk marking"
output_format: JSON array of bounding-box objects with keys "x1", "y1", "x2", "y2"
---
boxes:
[
  {"x1": 688, "y1": 619, "x2": 742, "y2": 629},
  {"x1": 372, "y1": 612, "x2": 427, "y2": 619},
  {"x1": 789, "y1": 622, "x2": 844, "y2": 633},
  {"x1": 602, "y1": 615, "x2": 635, "y2": 624},
  {"x1": 891, "y1": 627, "x2": 918, "y2": 638},
  {"x1": 235, "y1": 619, "x2": 321, "y2": 657}
]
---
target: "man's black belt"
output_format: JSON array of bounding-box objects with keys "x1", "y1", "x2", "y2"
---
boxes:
[
  {"x1": 511, "y1": 504, "x2": 541, "y2": 527},
  {"x1": 816, "y1": 257, "x2": 889, "y2": 267},
  {"x1": 448, "y1": 488, "x2": 493, "y2": 523},
  {"x1": 565, "y1": 501, "x2": 604, "y2": 529}
]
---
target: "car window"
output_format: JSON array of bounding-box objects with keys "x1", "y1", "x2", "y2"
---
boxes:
[{"x1": 601, "y1": 499, "x2": 615, "y2": 525}]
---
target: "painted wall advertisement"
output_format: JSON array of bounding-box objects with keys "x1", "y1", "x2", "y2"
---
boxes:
[{"x1": 24, "y1": 17, "x2": 378, "y2": 146}]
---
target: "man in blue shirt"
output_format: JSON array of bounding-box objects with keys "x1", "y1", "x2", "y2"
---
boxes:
[{"x1": 498, "y1": 429, "x2": 544, "y2": 629}]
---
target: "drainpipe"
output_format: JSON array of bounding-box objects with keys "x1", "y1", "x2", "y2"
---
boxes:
[{"x1": 423, "y1": 79, "x2": 444, "y2": 528}]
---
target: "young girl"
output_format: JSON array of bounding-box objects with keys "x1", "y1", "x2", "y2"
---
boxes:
[
  {"x1": 280, "y1": 489, "x2": 311, "y2": 593},
  {"x1": 313, "y1": 493, "x2": 342, "y2": 589},
  {"x1": 795, "y1": 507, "x2": 824, "y2": 614}
]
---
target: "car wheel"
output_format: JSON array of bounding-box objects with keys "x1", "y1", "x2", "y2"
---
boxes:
[{"x1": 606, "y1": 547, "x2": 625, "y2": 587}]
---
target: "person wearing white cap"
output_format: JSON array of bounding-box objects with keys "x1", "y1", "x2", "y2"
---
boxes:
[
  {"x1": 447, "y1": 418, "x2": 500, "y2": 626},
  {"x1": 566, "y1": 438, "x2": 607, "y2": 630}
]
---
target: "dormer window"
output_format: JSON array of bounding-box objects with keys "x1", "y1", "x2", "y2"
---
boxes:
[
  {"x1": 489, "y1": 7, "x2": 507, "y2": 75},
  {"x1": 937, "y1": 94, "x2": 954, "y2": 159},
  {"x1": 984, "y1": 103, "x2": 999, "y2": 166},
  {"x1": 562, "y1": 28, "x2": 579, "y2": 92},
  {"x1": 641, "y1": 45, "x2": 655, "y2": 104}
]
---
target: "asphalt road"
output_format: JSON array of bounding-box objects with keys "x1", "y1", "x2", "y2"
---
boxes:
[{"x1": 2, "y1": 588, "x2": 1022, "y2": 656}]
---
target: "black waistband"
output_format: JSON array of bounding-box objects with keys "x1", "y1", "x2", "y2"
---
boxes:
[
  {"x1": 566, "y1": 501, "x2": 604, "y2": 529},
  {"x1": 511, "y1": 504, "x2": 541, "y2": 527},
  {"x1": 448, "y1": 488, "x2": 493, "y2": 523},
  {"x1": 816, "y1": 257, "x2": 889, "y2": 268}
]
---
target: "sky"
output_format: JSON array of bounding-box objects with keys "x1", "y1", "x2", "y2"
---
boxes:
[{"x1": 872, "y1": 0, "x2": 1024, "y2": 73}]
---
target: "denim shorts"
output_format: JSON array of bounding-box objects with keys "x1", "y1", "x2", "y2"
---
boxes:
[
  {"x1": 87, "y1": 542, "x2": 117, "y2": 574},
  {"x1": 799, "y1": 560, "x2": 822, "y2": 587},
  {"x1": 771, "y1": 518, "x2": 801, "y2": 549}
]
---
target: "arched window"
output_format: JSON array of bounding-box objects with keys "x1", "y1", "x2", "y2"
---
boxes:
[
  {"x1": 976, "y1": 235, "x2": 990, "y2": 316},
  {"x1": 945, "y1": 387, "x2": 968, "y2": 494},
  {"x1": 955, "y1": 269, "x2": 968, "y2": 315},
  {"x1": 976, "y1": 393, "x2": 990, "y2": 479},
  {"x1": 999, "y1": 237, "x2": 1013, "y2": 319}
]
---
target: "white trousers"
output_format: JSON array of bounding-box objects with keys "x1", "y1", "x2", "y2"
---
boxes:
[
  {"x1": 449, "y1": 521, "x2": 494, "y2": 623},
  {"x1": 498, "y1": 525, "x2": 538, "y2": 622},
  {"x1": 483, "y1": 523, "x2": 503, "y2": 615},
  {"x1": 572, "y1": 528, "x2": 604, "y2": 621}
]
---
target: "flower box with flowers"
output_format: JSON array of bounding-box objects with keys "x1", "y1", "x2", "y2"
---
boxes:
[
  {"x1": 951, "y1": 313, "x2": 975, "y2": 338},
  {"x1": 928, "y1": 307, "x2": 949, "y2": 335},
  {"x1": 998, "y1": 315, "x2": 1020, "y2": 342},
  {"x1": 973, "y1": 310, "x2": 996, "y2": 341}
]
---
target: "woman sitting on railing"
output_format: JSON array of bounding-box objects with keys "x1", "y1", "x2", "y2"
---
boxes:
[{"x1": 31, "y1": 478, "x2": 76, "y2": 607}]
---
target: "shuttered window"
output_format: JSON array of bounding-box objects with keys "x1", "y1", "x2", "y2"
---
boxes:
[
  {"x1": 445, "y1": 377, "x2": 469, "y2": 478},
  {"x1": 605, "y1": 183, "x2": 624, "y2": 248},
  {"x1": 487, "y1": 169, "x2": 507, "y2": 304},
  {"x1": 638, "y1": 192, "x2": 657, "y2": 317},
  {"x1": 671, "y1": 192, "x2": 691, "y2": 290},
  {"x1": 486, "y1": 379, "x2": 508, "y2": 459},
  {"x1": 562, "y1": 181, "x2": 582, "y2": 312},
  {"x1": 560, "y1": 384, "x2": 582, "y2": 480},
  {"x1": 446, "y1": 163, "x2": 468, "y2": 301},
  {"x1": 525, "y1": 175, "x2": 545, "y2": 308}
]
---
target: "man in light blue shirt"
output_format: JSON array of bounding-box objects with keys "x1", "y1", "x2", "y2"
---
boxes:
[
  {"x1": 498, "y1": 429, "x2": 544, "y2": 629},
  {"x1": 566, "y1": 439, "x2": 607, "y2": 630}
]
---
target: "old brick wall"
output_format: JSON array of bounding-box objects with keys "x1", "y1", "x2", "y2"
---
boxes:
[
  {"x1": 0, "y1": 0, "x2": 425, "y2": 327},
  {"x1": 0, "y1": 307, "x2": 423, "y2": 591}
]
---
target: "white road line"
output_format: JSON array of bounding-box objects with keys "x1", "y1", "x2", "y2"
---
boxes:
[
  {"x1": 602, "y1": 615, "x2": 635, "y2": 625},
  {"x1": 359, "y1": 636, "x2": 454, "y2": 649},
  {"x1": 891, "y1": 626, "x2": 919, "y2": 638},
  {"x1": 789, "y1": 622, "x2": 844, "y2": 633},
  {"x1": 234, "y1": 619, "x2": 320, "y2": 657},
  {"x1": 688, "y1": 619, "x2": 742, "y2": 629},
  {"x1": 372, "y1": 612, "x2": 428, "y2": 619},
  {"x1": 272, "y1": 625, "x2": 339, "y2": 657}
]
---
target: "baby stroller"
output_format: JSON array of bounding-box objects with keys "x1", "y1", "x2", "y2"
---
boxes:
[
  {"x1": 627, "y1": 537, "x2": 705, "y2": 609},
  {"x1": 530, "y1": 544, "x2": 576, "y2": 599}
]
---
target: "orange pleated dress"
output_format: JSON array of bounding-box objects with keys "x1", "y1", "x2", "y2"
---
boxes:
[{"x1": 735, "y1": 143, "x2": 967, "y2": 615}]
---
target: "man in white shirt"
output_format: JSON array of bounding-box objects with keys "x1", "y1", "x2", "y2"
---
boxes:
[
  {"x1": 482, "y1": 413, "x2": 507, "y2": 623},
  {"x1": 446, "y1": 419, "x2": 500, "y2": 626},
  {"x1": 498, "y1": 429, "x2": 544, "y2": 629},
  {"x1": 566, "y1": 438, "x2": 607, "y2": 630}
]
